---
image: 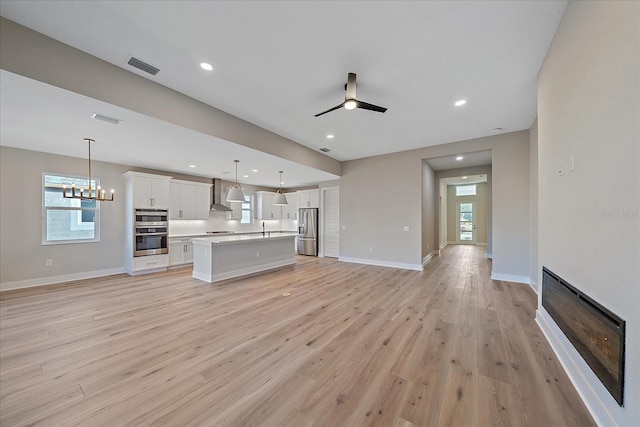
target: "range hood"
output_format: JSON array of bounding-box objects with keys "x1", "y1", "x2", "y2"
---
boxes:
[{"x1": 210, "y1": 179, "x2": 232, "y2": 212}]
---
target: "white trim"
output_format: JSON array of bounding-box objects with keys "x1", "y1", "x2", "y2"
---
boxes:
[
  {"x1": 339, "y1": 257, "x2": 422, "y2": 271},
  {"x1": 439, "y1": 242, "x2": 447, "y2": 250},
  {"x1": 486, "y1": 252, "x2": 493, "y2": 259},
  {"x1": 192, "y1": 259, "x2": 294, "y2": 283},
  {"x1": 475, "y1": 242, "x2": 487, "y2": 247},
  {"x1": 536, "y1": 308, "x2": 616, "y2": 427},
  {"x1": 0, "y1": 267, "x2": 125, "y2": 292},
  {"x1": 422, "y1": 250, "x2": 439, "y2": 267},
  {"x1": 528, "y1": 280, "x2": 538, "y2": 294},
  {"x1": 490, "y1": 271, "x2": 530, "y2": 284}
]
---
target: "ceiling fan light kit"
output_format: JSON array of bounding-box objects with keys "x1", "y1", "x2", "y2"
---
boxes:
[{"x1": 314, "y1": 72, "x2": 387, "y2": 117}]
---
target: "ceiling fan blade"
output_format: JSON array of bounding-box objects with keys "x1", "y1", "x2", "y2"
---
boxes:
[
  {"x1": 346, "y1": 72, "x2": 357, "y2": 100},
  {"x1": 356, "y1": 100, "x2": 387, "y2": 113},
  {"x1": 314, "y1": 102, "x2": 345, "y2": 117}
]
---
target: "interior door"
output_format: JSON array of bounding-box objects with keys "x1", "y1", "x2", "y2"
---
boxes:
[
  {"x1": 323, "y1": 188, "x2": 339, "y2": 258},
  {"x1": 457, "y1": 201, "x2": 476, "y2": 244}
]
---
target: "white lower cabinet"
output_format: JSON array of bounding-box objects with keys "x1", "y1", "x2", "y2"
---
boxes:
[
  {"x1": 169, "y1": 238, "x2": 194, "y2": 266},
  {"x1": 132, "y1": 254, "x2": 169, "y2": 272}
]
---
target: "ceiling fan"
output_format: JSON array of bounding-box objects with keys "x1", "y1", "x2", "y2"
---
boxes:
[{"x1": 314, "y1": 72, "x2": 387, "y2": 117}]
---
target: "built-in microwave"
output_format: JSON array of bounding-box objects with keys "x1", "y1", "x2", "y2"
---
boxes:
[{"x1": 135, "y1": 209, "x2": 168, "y2": 226}]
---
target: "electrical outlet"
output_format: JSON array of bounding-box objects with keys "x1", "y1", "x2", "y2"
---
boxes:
[
  {"x1": 369, "y1": 247, "x2": 373, "y2": 253},
  {"x1": 569, "y1": 155, "x2": 575, "y2": 172},
  {"x1": 45, "y1": 259, "x2": 53, "y2": 267},
  {"x1": 256, "y1": 251, "x2": 260, "y2": 257},
  {"x1": 403, "y1": 226, "x2": 409, "y2": 232}
]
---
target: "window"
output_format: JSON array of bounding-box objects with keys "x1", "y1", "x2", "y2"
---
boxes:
[
  {"x1": 456, "y1": 185, "x2": 477, "y2": 196},
  {"x1": 43, "y1": 174, "x2": 100, "y2": 244},
  {"x1": 240, "y1": 195, "x2": 252, "y2": 224}
]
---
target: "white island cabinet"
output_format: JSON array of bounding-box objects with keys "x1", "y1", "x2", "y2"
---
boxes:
[{"x1": 192, "y1": 234, "x2": 296, "y2": 283}]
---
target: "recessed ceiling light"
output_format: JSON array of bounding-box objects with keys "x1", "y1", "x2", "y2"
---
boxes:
[
  {"x1": 280, "y1": 181, "x2": 284, "y2": 185},
  {"x1": 326, "y1": 134, "x2": 335, "y2": 139},
  {"x1": 462, "y1": 176, "x2": 468, "y2": 179},
  {"x1": 456, "y1": 156, "x2": 464, "y2": 161},
  {"x1": 200, "y1": 62, "x2": 213, "y2": 71},
  {"x1": 188, "y1": 164, "x2": 196, "y2": 168},
  {"x1": 242, "y1": 175, "x2": 249, "y2": 178},
  {"x1": 252, "y1": 169, "x2": 259, "y2": 173},
  {"x1": 454, "y1": 99, "x2": 466, "y2": 107}
]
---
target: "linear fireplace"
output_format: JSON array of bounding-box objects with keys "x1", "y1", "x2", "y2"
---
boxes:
[{"x1": 542, "y1": 267, "x2": 625, "y2": 406}]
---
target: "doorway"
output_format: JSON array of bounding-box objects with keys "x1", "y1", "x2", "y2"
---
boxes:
[
  {"x1": 321, "y1": 187, "x2": 339, "y2": 258},
  {"x1": 457, "y1": 201, "x2": 476, "y2": 243}
]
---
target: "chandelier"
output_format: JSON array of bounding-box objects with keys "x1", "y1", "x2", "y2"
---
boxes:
[{"x1": 63, "y1": 138, "x2": 114, "y2": 201}]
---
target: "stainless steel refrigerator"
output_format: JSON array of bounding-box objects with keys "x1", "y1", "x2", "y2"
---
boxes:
[{"x1": 297, "y1": 208, "x2": 318, "y2": 256}]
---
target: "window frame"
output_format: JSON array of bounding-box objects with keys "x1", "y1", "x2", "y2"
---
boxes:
[
  {"x1": 42, "y1": 173, "x2": 101, "y2": 245},
  {"x1": 455, "y1": 184, "x2": 477, "y2": 197},
  {"x1": 240, "y1": 195, "x2": 252, "y2": 224}
]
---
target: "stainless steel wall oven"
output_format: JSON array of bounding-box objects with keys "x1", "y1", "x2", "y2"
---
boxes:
[{"x1": 134, "y1": 209, "x2": 169, "y2": 256}]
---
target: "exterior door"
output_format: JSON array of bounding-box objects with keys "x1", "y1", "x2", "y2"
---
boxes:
[{"x1": 457, "y1": 202, "x2": 476, "y2": 243}]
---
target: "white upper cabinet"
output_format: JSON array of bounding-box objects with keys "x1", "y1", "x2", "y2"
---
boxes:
[
  {"x1": 125, "y1": 171, "x2": 171, "y2": 209},
  {"x1": 298, "y1": 189, "x2": 320, "y2": 208},
  {"x1": 256, "y1": 191, "x2": 281, "y2": 220},
  {"x1": 281, "y1": 192, "x2": 298, "y2": 220},
  {"x1": 169, "y1": 180, "x2": 211, "y2": 220}
]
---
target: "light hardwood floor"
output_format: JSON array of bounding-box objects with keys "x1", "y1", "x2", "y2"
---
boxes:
[{"x1": 0, "y1": 245, "x2": 595, "y2": 426}]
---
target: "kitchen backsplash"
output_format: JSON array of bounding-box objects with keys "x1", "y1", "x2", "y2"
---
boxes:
[{"x1": 168, "y1": 215, "x2": 298, "y2": 236}]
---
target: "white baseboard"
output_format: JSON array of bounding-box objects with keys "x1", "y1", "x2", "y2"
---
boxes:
[
  {"x1": 338, "y1": 257, "x2": 423, "y2": 271},
  {"x1": 490, "y1": 271, "x2": 530, "y2": 284},
  {"x1": 439, "y1": 242, "x2": 448, "y2": 250},
  {"x1": 536, "y1": 308, "x2": 616, "y2": 427},
  {"x1": 422, "y1": 250, "x2": 439, "y2": 267},
  {"x1": 193, "y1": 259, "x2": 295, "y2": 283},
  {"x1": 0, "y1": 267, "x2": 125, "y2": 292},
  {"x1": 528, "y1": 280, "x2": 538, "y2": 294}
]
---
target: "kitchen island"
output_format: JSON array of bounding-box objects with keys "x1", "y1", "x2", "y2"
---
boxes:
[{"x1": 192, "y1": 233, "x2": 297, "y2": 283}]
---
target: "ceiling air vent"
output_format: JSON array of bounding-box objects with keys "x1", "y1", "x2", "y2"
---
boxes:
[
  {"x1": 127, "y1": 56, "x2": 160, "y2": 75},
  {"x1": 91, "y1": 113, "x2": 121, "y2": 125},
  {"x1": 320, "y1": 148, "x2": 331, "y2": 152}
]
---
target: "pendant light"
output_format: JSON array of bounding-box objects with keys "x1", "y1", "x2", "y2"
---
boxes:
[
  {"x1": 63, "y1": 138, "x2": 114, "y2": 201},
  {"x1": 226, "y1": 160, "x2": 247, "y2": 202},
  {"x1": 273, "y1": 170, "x2": 288, "y2": 206}
]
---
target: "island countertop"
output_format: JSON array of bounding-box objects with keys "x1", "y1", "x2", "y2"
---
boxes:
[
  {"x1": 192, "y1": 233, "x2": 296, "y2": 283},
  {"x1": 192, "y1": 232, "x2": 298, "y2": 246}
]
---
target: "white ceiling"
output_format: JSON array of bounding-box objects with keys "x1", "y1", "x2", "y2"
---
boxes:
[
  {"x1": 0, "y1": 70, "x2": 337, "y2": 188},
  {"x1": 441, "y1": 174, "x2": 488, "y2": 186},
  {"x1": 426, "y1": 150, "x2": 493, "y2": 171},
  {"x1": 0, "y1": 1, "x2": 567, "y2": 184}
]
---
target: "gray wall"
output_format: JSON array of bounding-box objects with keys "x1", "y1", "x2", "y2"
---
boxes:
[
  {"x1": 0, "y1": 146, "x2": 129, "y2": 285},
  {"x1": 340, "y1": 131, "x2": 529, "y2": 278},
  {"x1": 537, "y1": 1, "x2": 639, "y2": 424}
]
